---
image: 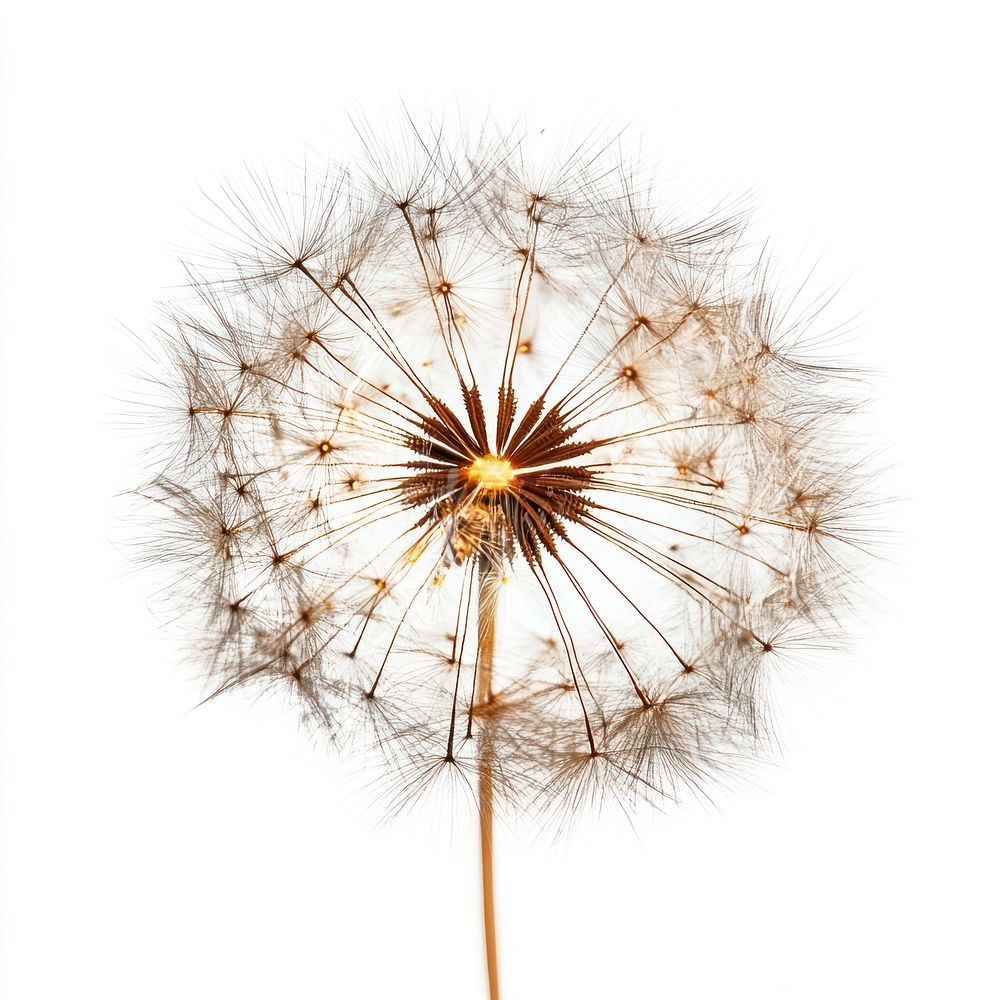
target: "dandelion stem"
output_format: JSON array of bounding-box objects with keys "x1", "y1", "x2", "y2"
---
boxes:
[{"x1": 476, "y1": 553, "x2": 501, "y2": 1000}]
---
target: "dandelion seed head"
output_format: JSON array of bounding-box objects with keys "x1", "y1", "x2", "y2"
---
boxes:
[{"x1": 136, "y1": 118, "x2": 874, "y2": 822}]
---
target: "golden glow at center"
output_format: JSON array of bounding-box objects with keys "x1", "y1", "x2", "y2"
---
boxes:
[{"x1": 466, "y1": 454, "x2": 515, "y2": 491}]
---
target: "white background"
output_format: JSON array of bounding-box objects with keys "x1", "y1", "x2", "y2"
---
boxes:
[{"x1": 2, "y1": 2, "x2": 998, "y2": 997}]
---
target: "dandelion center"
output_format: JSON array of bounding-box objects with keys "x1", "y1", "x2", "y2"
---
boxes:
[{"x1": 466, "y1": 455, "x2": 515, "y2": 491}]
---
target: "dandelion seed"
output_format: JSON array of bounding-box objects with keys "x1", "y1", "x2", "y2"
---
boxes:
[{"x1": 137, "y1": 118, "x2": 874, "y2": 1000}]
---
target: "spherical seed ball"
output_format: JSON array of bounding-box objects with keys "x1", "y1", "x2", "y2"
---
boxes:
[{"x1": 140, "y1": 122, "x2": 871, "y2": 817}]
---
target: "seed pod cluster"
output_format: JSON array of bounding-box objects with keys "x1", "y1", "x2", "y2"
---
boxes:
[{"x1": 140, "y1": 124, "x2": 869, "y2": 818}]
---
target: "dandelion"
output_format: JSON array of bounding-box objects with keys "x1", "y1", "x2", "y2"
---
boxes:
[{"x1": 137, "y1": 119, "x2": 871, "y2": 999}]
